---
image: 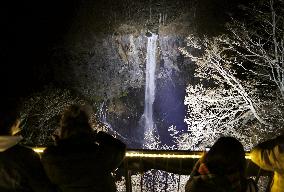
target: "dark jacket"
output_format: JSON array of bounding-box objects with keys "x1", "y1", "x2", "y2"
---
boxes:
[
  {"x1": 185, "y1": 160, "x2": 257, "y2": 192},
  {"x1": 186, "y1": 174, "x2": 235, "y2": 192},
  {"x1": 41, "y1": 131, "x2": 126, "y2": 192},
  {"x1": 0, "y1": 136, "x2": 56, "y2": 192},
  {"x1": 185, "y1": 174, "x2": 257, "y2": 192}
]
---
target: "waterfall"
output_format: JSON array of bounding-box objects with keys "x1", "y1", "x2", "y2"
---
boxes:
[{"x1": 143, "y1": 33, "x2": 159, "y2": 148}]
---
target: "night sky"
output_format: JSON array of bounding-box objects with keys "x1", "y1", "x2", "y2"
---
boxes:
[
  {"x1": 0, "y1": 1, "x2": 76, "y2": 98},
  {"x1": 0, "y1": 0, "x2": 249, "y2": 99}
]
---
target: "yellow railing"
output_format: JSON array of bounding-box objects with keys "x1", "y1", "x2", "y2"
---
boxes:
[
  {"x1": 32, "y1": 147, "x2": 251, "y2": 159},
  {"x1": 32, "y1": 147, "x2": 271, "y2": 192}
]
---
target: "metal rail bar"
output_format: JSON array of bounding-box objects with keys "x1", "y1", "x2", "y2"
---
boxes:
[{"x1": 31, "y1": 147, "x2": 272, "y2": 192}]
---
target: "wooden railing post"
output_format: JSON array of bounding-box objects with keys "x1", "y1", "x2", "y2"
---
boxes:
[{"x1": 125, "y1": 159, "x2": 132, "y2": 192}]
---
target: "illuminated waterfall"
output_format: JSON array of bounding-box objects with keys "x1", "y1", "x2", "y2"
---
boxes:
[{"x1": 143, "y1": 33, "x2": 159, "y2": 148}]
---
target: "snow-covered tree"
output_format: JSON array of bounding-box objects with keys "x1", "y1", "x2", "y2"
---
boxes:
[
  {"x1": 185, "y1": 84, "x2": 258, "y2": 150},
  {"x1": 20, "y1": 86, "x2": 84, "y2": 145},
  {"x1": 226, "y1": 0, "x2": 284, "y2": 98},
  {"x1": 179, "y1": 36, "x2": 263, "y2": 149},
  {"x1": 178, "y1": 0, "x2": 284, "y2": 150}
]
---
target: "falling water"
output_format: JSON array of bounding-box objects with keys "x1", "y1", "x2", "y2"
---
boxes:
[{"x1": 143, "y1": 33, "x2": 159, "y2": 148}]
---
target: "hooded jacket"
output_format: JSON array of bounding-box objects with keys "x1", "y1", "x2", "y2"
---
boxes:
[
  {"x1": 185, "y1": 160, "x2": 257, "y2": 192},
  {"x1": 41, "y1": 131, "x2": 126, "y2": 192},
  {"x1": 250, "y1": 135, "x2": 284, "y2": 192},
  {"x1": 0, "y1": 136, "x2": 56, "y2": 192},
  {"x1": 186, "y1": 173, "x2": 257, "y2": 192}
]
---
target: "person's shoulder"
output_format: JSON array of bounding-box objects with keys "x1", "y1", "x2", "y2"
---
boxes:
[
  {"x1": 12, "y1": 144, "x2": 37, "y2": 155},
  {"x1": 43, "y1": 141, "x2": 99, "y2": 157},
  {"x1": 8, "y1": 144, "x2": 41, "y2": 161},
  {"x1": 187, "y1": 174, "x2": 233, "y2": 192},
  {"x1": 187, "y1": 175, "x2": 204, "y2": 186},
  {"x1": 186, "y1": 175, "x2": 214, "y2": 191}
]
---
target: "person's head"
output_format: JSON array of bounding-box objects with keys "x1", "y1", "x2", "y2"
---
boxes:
[
  {"x1": 0, "y1": 98, "x2": 21, "y2": 136},
  {"x1": 59, "y1": 104, "x2": 93, "y2": 140},
  {"x1": 204, "y1": 136, "x2": 246, "y2": 176}
]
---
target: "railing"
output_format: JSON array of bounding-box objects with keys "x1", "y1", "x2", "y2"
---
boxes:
[
  {"x1": 33, "y1": 148, "x2": 273, "y2": 192},
  {"x1": 123, "y1": 149, "x2": 272, "y2": 192}
]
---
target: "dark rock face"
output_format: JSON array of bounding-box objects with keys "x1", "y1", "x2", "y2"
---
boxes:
[
  {"x1": 52, "y1": 32, "x2": 194, "y2": 147},
  {"x1": 47, "y1": 0, "x2": 197, "y2": 147},
  {"x1": 51, "y1": 0, "x2": 195, "y2": 101}
]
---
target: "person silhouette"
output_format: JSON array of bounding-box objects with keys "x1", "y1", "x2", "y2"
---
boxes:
[
  {"x1": 41, "y1": 104, "x2": 126, "y2": 192},
  {"x1": 185, "y1": 136, "x2": 257, "y2": 192}
]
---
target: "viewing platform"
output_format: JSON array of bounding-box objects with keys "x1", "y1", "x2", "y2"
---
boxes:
[{"x1": 32, "y1": 148, "x2": 272, "y2": 192}]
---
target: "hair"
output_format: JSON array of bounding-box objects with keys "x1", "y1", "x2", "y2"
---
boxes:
[
  {"x1": 59, "y1": 104, "x2": 93, "y2": 140},
  {"x1": 0, "y1": 98, "x2": 20, "y2": 135},
  {"x1": 204, "y1": 136, "x2": 246, "y2": 176}
]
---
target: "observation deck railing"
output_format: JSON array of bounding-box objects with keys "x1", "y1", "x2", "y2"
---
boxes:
[{"x1": 33, "y1": 148, "x2": 273, "y2": 192}]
